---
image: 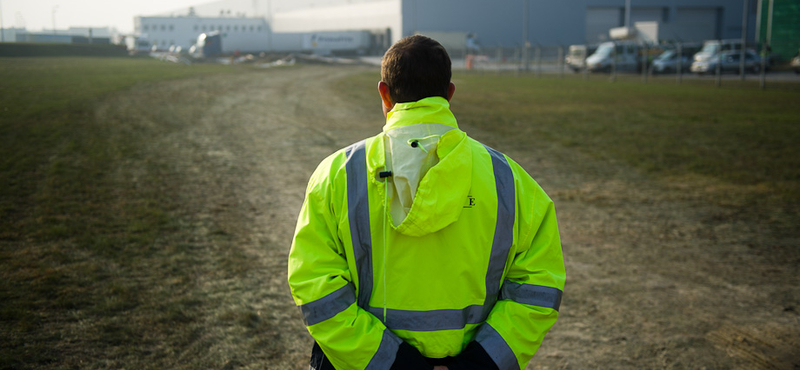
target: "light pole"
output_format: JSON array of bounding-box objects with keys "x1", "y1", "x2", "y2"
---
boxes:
[
  {"x1": 760, "y1": 0, "x2": 773, "y2": 89},
  {"x1": 1, "y1": 0, "x2": 5, "y2": 42},
  {"x1": 522, "y1": 0, "x2": 529, "y2": 71},
  {"x1": 412, "y1": 0, "x2": 417, "y2": 35},
  {"x1": 625, "y1": 0, "x2": 631, "y2": 29},
  {"x1": 755, "y1": 0, "x2": 762, "y2": 44},
  {"x1": 740, "y1": 0, "x2": 748, "y2": 80},
  {"x1": 52, "y1": 5, "x2": 58, "y2": 34},
  {"x1": 266, "y1": 0, "x2": 272, "y2": 51}
]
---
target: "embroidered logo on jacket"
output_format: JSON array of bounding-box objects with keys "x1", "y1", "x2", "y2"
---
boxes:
[{"x1": 464, "y1": 196, "x2": 476, "y2": 208}]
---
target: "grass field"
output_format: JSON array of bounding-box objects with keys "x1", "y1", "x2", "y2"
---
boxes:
[
  {"x1": 0, "y1": 57, "x2": 247, "y2": 368},
  {"x1": 1, "y1": 57, "x2": 799, "y2": 368}
]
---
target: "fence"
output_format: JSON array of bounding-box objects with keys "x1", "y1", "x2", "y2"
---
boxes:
[
  {"x1": 465, "y1": 45, "x2": 568, "y2": 76},
  {"x1": 462, "y1": 42, "x2": 794, "y2": 90}
]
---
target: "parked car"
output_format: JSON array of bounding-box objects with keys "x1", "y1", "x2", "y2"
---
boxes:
[
  {"x1": 650, "y1": 44, "x2": 701, "y2": 74},
  {"x1": 791, "y1": 53, "x2": 800, "y2": 74},
  {"x1": 693, "y1": 39, "x2": 743, "y2": 64},
  {"x1": 652, "y1": 49, "x2": 689, "y2": 73},
  {"x1": 690, "y1": 50, "x2": 762, "y2": 75}
]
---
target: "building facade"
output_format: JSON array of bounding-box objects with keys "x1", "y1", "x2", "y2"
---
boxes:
[
  {"x1": 134, "y1": 15, "x2": 270, "y2": 52},
  {"x1": 265, "y1": 0, "x2": 755, "y2": 46},
  {"x1": 143, "y1": 0, "x2": 758, "y2": 54},
  {"x1": 2, "y1": 27, "x2": 113, "y2": 45}
]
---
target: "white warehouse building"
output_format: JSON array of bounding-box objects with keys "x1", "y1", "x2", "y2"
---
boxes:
[
  {"x1": 134, "y1": 15, "x2": 271, "y2": 52},
  {"x1": 136, "y1": 0, "x2": 757, "y2": 54}
]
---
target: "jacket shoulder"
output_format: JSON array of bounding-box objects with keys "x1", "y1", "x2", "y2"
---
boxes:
[{"x1": 305, "y1": 137, "x2": 376, "y2": 196}]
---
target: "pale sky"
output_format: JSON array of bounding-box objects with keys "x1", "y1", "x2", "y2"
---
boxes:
[{"x1": 1, "y1": 0, "x2": 205, "y2": 34}]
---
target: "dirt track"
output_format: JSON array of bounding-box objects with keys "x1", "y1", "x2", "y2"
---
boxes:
[{"x1": 101, "y1": 65, "x2": 799, "y2": 369}]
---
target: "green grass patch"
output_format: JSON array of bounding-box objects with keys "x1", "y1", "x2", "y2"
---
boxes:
[
  {"x1": 0, "y1": 57, "x2": 237, "y2": 240},
  {"x1": 464, "y1": 75, "x2": 799, "y2": 185},
  {"x1": 0, "y1": 57, "x2": 245, "y2": 368},
  {"x1": 0, "y1": 57, "x2": 236, "y2": 119}
]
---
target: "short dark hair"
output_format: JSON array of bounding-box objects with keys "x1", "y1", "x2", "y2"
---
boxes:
[{"x1": 381, "y1": 35, "x2": 452, "y2": 104}]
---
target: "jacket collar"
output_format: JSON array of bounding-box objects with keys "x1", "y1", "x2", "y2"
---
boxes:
[{"x1": 383, "y1": 97, "x2": 458, "y2": 133}]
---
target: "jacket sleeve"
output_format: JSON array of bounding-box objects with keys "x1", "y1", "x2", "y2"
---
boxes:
[
  {"x1": 473, "y1": 179, "x2": 565, "y2": 370},
  {"x1": 288, "y1": 168, "x2": 431, "y2": 370}
]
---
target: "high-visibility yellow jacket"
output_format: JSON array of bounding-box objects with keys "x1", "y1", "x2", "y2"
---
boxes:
[{"x1": 288, "y1": 97, "x2": 565, "y2": 370}]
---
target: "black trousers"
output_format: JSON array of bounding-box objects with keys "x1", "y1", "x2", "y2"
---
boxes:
[
  {"x1": 309, "y1": 340, "x2": 497, "y2": 370},
  {"x1": 309, "y1": 341, "x2": 453, "y2": 370},
  {"x1": 310, "y1": 341, "x2": 336, "y2": 370}
]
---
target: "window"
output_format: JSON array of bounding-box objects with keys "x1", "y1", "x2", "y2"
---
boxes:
[
  {"x1": 161, "y1": 25, "x2": 166, "y2": 31},
  {"x1": 143, "y1": 25, "x2": 149, "y2": 31},
  {"x1": 234, "y1": 25, "x2": 238, "y2": 31},
  {"x1": 202, "y1": 25, "x2": 206, "y2": 31},
  {"x1": 250, "y1": 26, "x2": 254, "y2": 32},
  {"x1": 194, "y1": 25, "x2": 198, "y2": 31},
  {"x1": 226, "y1": 25, "x2": 230, "y2": 31},
  {"x1": 257, "y1": 26, "x2": 262, "y2": 32},
  {"x1": 169, "y1": 25, "x2": 174, "y2": 31}
]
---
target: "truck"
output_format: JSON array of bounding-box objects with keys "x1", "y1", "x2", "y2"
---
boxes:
[
  {"x1": 302, "y1": 31, "x2": 372, "y2": 55},
  {"x1": 189, "y1": 31, "x2": 223, "y2": 59}
]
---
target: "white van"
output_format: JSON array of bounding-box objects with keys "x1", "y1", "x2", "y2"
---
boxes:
[{"x1": 585, "y1": 41, "x2": 641, "y2": 73}]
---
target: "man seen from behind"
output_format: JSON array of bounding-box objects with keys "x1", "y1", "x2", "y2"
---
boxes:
[{"x1": 288, "y1": 35, "x2": 565, "y2": 370}]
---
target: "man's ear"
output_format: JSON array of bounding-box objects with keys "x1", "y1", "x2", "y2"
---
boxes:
[
  {"x1": 446, "y1": 82, "x2": 456, "y2": 102},
  {"x1": 378, "y1": 81, "x2": 394, "y2": 111}
]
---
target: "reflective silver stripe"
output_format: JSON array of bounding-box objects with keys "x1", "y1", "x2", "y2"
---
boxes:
[
  {"x1": 365, "y1": 329, "x2": 402, "y2": 370},
  {"x1": 299, "y1": 284, "x2": 356, "y2": 326},
  {"x1": 482, "y1": 145, "x2": 515, "y2": 320},
  {"x1": 475, "y1": 323, "x2": 519, "y2": 370},
  {"x1": 501, "y1": 282, "x2": 562, "y2": 311},
  {"x1": 366, "y1": 305, "x2": 484, "y2": 331},
  {"x1": 345, "y1": 141, "x2": 373, "y2": 309}
]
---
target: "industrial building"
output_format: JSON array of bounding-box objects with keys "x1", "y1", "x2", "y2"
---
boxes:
[
  {"x1": 1, "y1": 27, "x2": 112, "y2": 45},
  {"x1": 135, "y1": 0, "x2": 757, "y2": 55},
  {"x1": 134, "y1": 15, "x2": 271, "y2": 52}
]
